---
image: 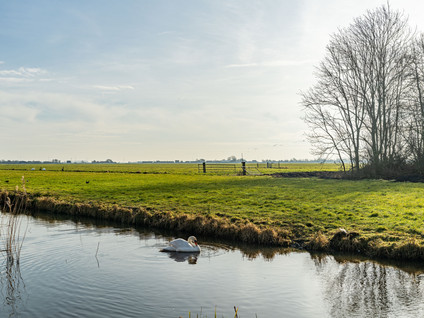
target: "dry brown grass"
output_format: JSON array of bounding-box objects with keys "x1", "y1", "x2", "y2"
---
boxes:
[
  {"x1": 306, "y1": 231, "x2": 329, "y2": 251},
  {"x1": 391, "y1": 238, "x2": 424, "y2": 260},
  {"x1": 1, "y1": 191, "x2": 292, "y2": 247}
]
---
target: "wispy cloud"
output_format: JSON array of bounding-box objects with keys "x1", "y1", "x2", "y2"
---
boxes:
[
  {"x1": 225, "y1": 59, "x2": 314, "y2": 68},
  {"x1": 0, "y1": 66, "x2": 49, "y2": 82},
  {"x1": 0, "y1": 77, "x2": 29, "y2": 83},
  {"x1": 93, "y1": 85, "x2": 135, "y2": 91},
  {"x1": 0, "y1": 67, "x2": 47, "y2": 77}
]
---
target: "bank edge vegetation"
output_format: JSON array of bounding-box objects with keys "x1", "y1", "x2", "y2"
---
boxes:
[{"x1": 1, "y1": 163, "x2": 424, "y2": 261}]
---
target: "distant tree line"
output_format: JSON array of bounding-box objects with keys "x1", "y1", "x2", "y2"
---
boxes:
[
  {"x1": 0, "y1": 160, "x2": 61, "y2": 164},
  {"x1": 302, "y1": 4, "x2": 424, "y2": 177}
]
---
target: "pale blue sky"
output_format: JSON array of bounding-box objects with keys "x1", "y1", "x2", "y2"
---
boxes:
[{"x1": 1, "y1": 0, "x2": 423, "y2": 162}]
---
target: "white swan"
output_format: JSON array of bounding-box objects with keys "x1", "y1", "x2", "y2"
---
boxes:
[{"x1": 161, "y1": 236, "x2": 201, "y2": 253}]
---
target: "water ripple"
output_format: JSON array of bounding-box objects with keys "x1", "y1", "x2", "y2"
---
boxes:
[{"x1": 2, "y1": 214, "x2": 424, "y2": 317}]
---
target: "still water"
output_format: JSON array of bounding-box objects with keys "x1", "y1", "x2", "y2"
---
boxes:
[{"x1": 1, "y1": 213, "x2": 424, "y2": 318}]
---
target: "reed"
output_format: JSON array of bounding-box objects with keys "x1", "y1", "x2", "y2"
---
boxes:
[
  {"x1": 0, "y1": 177, "x2": 28, "y2": 315},
  {"x1": 180, "y1": 306, "x2": 245, "y2": 318},
  {"x1": 0, "y1": 176, "x2": 28, "y2": 265}
]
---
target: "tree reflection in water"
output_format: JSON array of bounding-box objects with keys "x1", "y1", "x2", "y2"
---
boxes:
[
  {"x1": 0, "y1": 256, "x2": 26, "y2": 317},
  {"x1": 311, "y1": 254, "x2": 424, "y2": 317}
]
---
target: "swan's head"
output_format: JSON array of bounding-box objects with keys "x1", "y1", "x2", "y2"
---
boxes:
[{"x1": 188, "y1": 236, "x2": 198, "y2": 246}]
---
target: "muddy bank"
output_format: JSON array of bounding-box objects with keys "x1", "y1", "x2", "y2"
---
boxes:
[{"x1": 2, "y1": 190, "x2": 424, "y2": 262}]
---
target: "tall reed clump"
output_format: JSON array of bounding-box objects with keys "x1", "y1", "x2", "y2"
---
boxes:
[
  {"x1": 0, "y1": 177, "x2": 28, "y2": 315},
  {"x1": 1, "y1": 176, "x2": 28, "y2": 265}
]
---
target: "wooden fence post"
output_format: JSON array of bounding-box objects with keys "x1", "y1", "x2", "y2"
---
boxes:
[
  {"x1": 241, "y1": 161, "x2": 246, "y2": 176},
  {"x1": 202, "y1": 162, "x2": 206, "y2": 173}
]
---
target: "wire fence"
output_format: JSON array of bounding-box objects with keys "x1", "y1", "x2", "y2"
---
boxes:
[
  {"x1": 197, "y1": 163, "x2": 238, "y2": 174},
  {"x1": 197, "y1": 162, "x2": 289, "y2": 175}
]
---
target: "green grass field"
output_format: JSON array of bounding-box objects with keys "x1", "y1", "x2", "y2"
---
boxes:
[
  {"x1": 0, "y1": 162, "x2": 340, "y2": 174},
  {"x1": 1, "y1": 163, "x2": 424, "y2": 253}
]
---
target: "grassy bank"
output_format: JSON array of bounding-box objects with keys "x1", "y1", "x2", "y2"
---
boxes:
[{"x1": 1, "y1": 163, "x2": 424, "y2": 260}]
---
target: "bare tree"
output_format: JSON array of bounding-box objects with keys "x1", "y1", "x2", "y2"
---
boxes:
[
  {"x1": 405, "y1": 34, "x2": 424, "y2": 171},
  {"x1": 302, "y1": 29, "x2": 369, "y2": 172},
  {"x1": 356, "y1": 6, "x2": 412, "y2": 174},
  {"x1": 302, "y1": 5, "x2": 413, "y2": 176}
]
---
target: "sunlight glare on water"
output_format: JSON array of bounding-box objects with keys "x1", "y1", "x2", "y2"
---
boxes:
[{"x1": 1, "y1": 213, "x2": 424, "y2": 317}]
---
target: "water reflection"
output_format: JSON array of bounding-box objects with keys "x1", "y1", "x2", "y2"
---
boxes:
[
  {"x1": 7, "y1": 211, "x2": 424, "y2": 317},
  {"x1": 239, "y1": 246, "x2": 292, "y2": 261},
  {"x1": 311, "y1": 253, "x2": 424, "y2": 317},
  {"x1": 0, "y1": 211, "x2": 27, "y2": 318},
  {"x1": 0, "y1": 253, "x2": 26, "y2": 317},
  {"x1": 30, "y1": 211, "x2": 294, "y2": 262},
  {"x1": 167, "y1": 252, "x2": 198, "y2": 264},
  {"x1": 196, "y1": 238, "x2": 293, "y2": 262}
]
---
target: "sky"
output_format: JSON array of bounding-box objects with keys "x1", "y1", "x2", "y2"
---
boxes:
[{"x1": 1, "y1": 0, "x2": 424, "y2": 162}]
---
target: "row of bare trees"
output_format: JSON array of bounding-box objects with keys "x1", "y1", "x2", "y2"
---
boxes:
[{"x1": 302, "y1": 5, "x2": 424, "y2": 177}]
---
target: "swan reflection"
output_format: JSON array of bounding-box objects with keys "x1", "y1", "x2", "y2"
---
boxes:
[{"x1": 167, "y1": 252, "x2": 198, "y2": 264}]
